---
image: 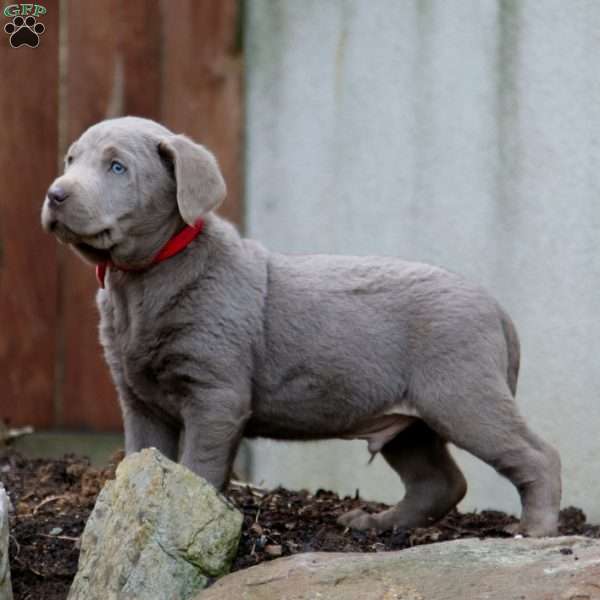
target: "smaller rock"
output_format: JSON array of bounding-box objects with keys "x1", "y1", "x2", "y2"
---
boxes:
[
  {"x1": 0, "y1": 483, "x2": 13, "y2": 600},
  {"x1": 68, "y1": 448, "x2": 243, "y2": 600},
  {"x1": 49, "y1": 527, "x2": 63, "y2": 536}
]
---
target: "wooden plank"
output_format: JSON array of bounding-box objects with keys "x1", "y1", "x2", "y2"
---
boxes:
[
  {"x1": 61, "y1": 0, "x2": 162, "y2": 430},
  {"x1": 161, "y1": 0, "x2": 244, "y2": 226},
  {"x1": 0, "y1": 0, "x2": 60, "y2": 428}
]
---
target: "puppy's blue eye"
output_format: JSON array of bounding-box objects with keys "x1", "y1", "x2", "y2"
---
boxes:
[{"x1": 110, "y1": 160, "x2": 126, "y2": 174}]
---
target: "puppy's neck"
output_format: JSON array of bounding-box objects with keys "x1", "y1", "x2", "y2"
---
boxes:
[
  {"x1": 111, "y1": 211, "x2": 187, "y2": 270},
  {"x1": 97, "y1": 218, "x2": 206, "y2": 288}
]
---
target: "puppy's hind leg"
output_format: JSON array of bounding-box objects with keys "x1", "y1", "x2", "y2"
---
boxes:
[
  {"x1": 337, "y1": 421, "x2": 467, "y2": 531},
  {"x1": 416, "y1": 375, "x2": 561, "y2": 537}
]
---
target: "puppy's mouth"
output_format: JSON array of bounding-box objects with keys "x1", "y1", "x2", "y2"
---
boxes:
[
  {"x1": 79, "y1": 228, "x2": 114, "y2": 250},
  {"x1": 71, "y1": 228, "x2": 116, "y2": 265},
  {"x1": 74, "y1": 241, "x2": 112, "y2": 264},
  {"x1": 48, "y1": 221, "x2": 117, "y2": 263},
  {"x1": 51, "y1": 221, "x2": 114, "y2": 249}
]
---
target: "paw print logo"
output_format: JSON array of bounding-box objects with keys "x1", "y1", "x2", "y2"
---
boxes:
[{"x1": 4, "y1": 15, "x2": 45, "y2": 48}]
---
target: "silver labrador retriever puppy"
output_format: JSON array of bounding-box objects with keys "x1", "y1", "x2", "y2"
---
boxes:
[{"x1": 41, "y1": 117, "x2": 561, "y2": 536}]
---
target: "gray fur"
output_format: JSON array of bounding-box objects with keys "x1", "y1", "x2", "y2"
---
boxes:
[{"x1": 41, "y1": 116, "x2": 561, "y2": 536}]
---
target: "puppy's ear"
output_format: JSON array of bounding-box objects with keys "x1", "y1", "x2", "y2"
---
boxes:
[{"x1": 158, "y1": 135, "x2": 226, "y2": 225}]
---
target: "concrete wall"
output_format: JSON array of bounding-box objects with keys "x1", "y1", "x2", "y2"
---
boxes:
[{"x1": 244, "y1": 1, "x2": 600, "y2": 520}]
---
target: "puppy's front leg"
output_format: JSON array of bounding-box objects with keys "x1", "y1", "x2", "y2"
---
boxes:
[
  {"x1": 180, "y1": 387, "x2": 250, "y2": 490},
  {"x1": 121, "y1": 396, "x2": 180, "y2": 460}
]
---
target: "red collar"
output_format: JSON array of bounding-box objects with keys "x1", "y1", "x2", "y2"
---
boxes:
[{"x1": 96, "y1": 219, "x2": 205, "y2": 288}]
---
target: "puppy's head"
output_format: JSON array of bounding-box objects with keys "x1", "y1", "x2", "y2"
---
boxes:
[{"x1": 41, "y1": 116, "x2": 226, "y2": 267}]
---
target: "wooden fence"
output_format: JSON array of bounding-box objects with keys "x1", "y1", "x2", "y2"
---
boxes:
[{"x1": 0, "y1": 0, "x2": 243, "y2": 430}]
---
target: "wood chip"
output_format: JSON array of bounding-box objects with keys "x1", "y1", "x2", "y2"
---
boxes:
[{"x1": 264, "y1": 544, "x2": 283, "y2": 557}]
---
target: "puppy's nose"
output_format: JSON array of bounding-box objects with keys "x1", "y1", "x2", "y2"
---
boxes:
[{"x1": 47, "y1": 185, "x2": 69, "y2": 207}]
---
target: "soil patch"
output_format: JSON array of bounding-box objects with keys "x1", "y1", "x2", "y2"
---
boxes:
[{"x1": 1, "y1": 451, "x2": 598, "y2": 600}]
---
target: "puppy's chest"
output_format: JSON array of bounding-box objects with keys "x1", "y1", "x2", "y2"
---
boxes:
[{"x1": 106, "y1": 299, "x2": 200, "y2": 403}]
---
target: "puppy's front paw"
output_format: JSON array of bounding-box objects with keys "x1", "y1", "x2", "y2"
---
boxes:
[{"x1": 337, "y1": 508, "x2": 376, "y2": 531}]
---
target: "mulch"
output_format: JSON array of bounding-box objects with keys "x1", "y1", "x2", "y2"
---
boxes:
[{"x1": 1, "y1": 450, "x2": 598, "y2": 600}]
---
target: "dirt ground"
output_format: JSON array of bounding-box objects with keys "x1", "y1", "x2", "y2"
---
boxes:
[{"x1": 1, "y1": 451, "x2": 598, "y2": 600}]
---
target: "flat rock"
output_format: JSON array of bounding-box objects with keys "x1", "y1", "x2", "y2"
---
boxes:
[
  {"x1": 198, "y1": 536, "x2": 600, "y2": 600},
  {"x1": 68, "y1": 448, "x2": 242, "y2": 600},
  {"x1": 0, "y1": 484, "x2": 13, "y2": 600}
]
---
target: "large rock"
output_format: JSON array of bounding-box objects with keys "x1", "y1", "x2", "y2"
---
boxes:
[
  {"x1": 68, "y1": 448, "x2": 242, "y2": 600},
  {"x1": 0, "y1": 484, "x2": 12, "y2": 600},
  {"x1": 198, "y1": 536, "x2": 600, "y2": 600}
]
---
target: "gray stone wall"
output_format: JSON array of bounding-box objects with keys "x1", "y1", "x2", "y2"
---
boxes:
[{"x1": 245, "y1": 0, "x2": 600, "y2": 520}]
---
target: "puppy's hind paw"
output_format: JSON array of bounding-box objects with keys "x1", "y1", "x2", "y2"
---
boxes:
[
  {"x1": 337, "y1": 508, "x2": 376, "y2": 531},
  {"x1": 503, "y1": 522, "x2": 524, "y2": 537}
]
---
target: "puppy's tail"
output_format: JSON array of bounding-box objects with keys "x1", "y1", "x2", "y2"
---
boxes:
[{"x1": 500, "y1": 310, "x2": 520, "y2": 397}]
